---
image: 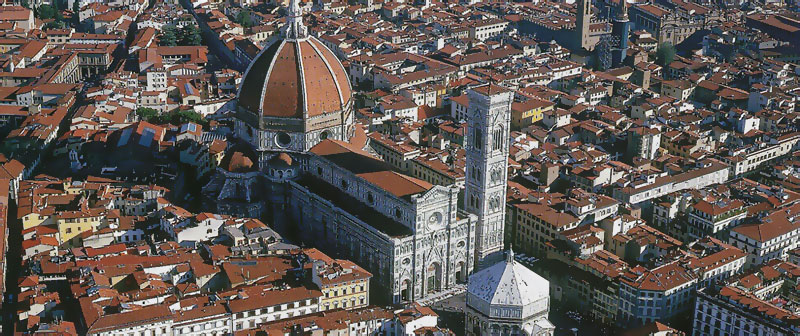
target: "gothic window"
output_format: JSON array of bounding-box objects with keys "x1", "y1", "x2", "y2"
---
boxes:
[
  {"x1": 489, "y1": 196, "x2": 500, "y2": 210},
  {"x1": 473, "y1": 129, "x2": 482, "y2": 150},
  {"x1": 492, "y1": 128, "x2": 503, "y2": 151}
]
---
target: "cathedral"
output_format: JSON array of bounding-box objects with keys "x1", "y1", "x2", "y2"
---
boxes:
[{"x1": 203, "y1": 0, "x2": 513, "y2": 303}]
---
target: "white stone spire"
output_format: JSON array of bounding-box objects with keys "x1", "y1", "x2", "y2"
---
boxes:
[{"x1": 284, "y1": 0, "x2": 308, "y2": 40}]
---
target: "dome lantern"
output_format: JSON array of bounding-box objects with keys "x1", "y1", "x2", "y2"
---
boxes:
[{"x1": 284, "y1": 0, "x2": 308, "y2": 40}]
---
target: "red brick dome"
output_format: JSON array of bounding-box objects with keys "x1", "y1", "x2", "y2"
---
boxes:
[{"x1": 237, "y1": 37, "x2": 352, "y2": 120}]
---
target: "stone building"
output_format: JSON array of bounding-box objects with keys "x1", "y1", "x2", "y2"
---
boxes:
[
  {"x1": 286, "y1": 140, "x2": 476, "y2": 303},
  {"x1": 629, "y1": 3, "x2": 724, "y2": 46},
  {"x1": 465, "y1": 249, "x2": 554, "y2": 336}
]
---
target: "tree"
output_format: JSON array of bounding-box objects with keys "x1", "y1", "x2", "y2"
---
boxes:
[
  {"x1": 44, "y1": 19, "x2": 66, "y2": 29},
  {"x1": 136, "y1": 107, "x2": 159, "y2": 121},
  {"x1": 37, "y1": 4, "x2": 56, "y2": 20},
  {"x1": 179, "y1": 25, "x2": 203, "y2": 46},
  {"x1": 140, "y1": 108, "x2": 207, "y2": 127},
  {"x1": 73, "y1": 0, "x2": 81, "y2": 25},
  {"x1": 235, "y1": 10, "x2": 253, "y2": 28},
  {"x1": 655, "y1": 42, "x2": 676, "y2": 66},
  {"x1": 158, "y1": 25, "x2": 178, "y2": 46},
  {"x1": 21, "y1": 0, "x2": 30, "y2": 9},
  {"x1": 172, "y1": 109, "x2": 204, "y2": 125}
]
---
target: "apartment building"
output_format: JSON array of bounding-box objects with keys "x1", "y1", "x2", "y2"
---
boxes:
[
  {"x1": 729, "y1": 203, "x2": 800, "y2": 267},
  {"x1": 613, "y1": 160, "x2": 729, "y2": 205},
  {"x1": 618, "y1": 261, "x2": 698, "y2": 326},
  {"x1": 693, "y1": 286, "x2": 800, "y2": 336},
  {"x1": 720, "y1": 133, "x2": 800, "y2": 179}
]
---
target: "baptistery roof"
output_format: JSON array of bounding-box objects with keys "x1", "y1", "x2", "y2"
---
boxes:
[
  {"x1": 467, "y1": 250, "x2": 549, "y2": 307},
  {"x1": 237, "y1": 0, "x2": 352, "y2": 121}
]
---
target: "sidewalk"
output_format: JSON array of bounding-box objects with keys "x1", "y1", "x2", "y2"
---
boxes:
[{"x1": 416, "y1": 284, "x2": 467, "y2": 306}]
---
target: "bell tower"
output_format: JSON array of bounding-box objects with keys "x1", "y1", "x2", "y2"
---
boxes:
[
  {"x1": 612, "y1": 0, "x2": 631, "y2": 66},
  {"x1": 576, "y1": 0, "x2": 593, "y2": 50},
  {"x1": 463, "y1": 83, "x2": 513, "y2": 269}
]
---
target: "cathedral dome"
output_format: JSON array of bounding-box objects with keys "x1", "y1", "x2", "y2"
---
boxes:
[
  {"x1": 237, "y1": 2, "x2": 352, "y2": 122},
  {"x1": 234, "y1": 0, "x2": 354, "y2": 153},
  {"x1": 467, "y1": 250, "x2": 549, "y2": 314},
  {"x1": 237, "y1": 38, "x2": 352, "y2": 120}
]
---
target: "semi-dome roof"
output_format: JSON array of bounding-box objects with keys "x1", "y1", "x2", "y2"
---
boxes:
[
  {"x1": 237, "y1": 0, "x2": 351, "y2": 121},
  {"x1": 467, "y1": 250, "x2": 549, "y2": 307},
  {"x1": 268, "y1": 152, "x2": 293, "y2": 168},
  {"x1": 220, "y1": 144, "x2": 259, "y2": 173}
]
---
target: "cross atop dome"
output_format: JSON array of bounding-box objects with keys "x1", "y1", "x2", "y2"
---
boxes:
[{"x1": 284, "y1": 0, "x2": 308, "y2": 40}]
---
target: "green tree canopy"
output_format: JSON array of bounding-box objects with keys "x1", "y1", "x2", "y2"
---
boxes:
[
  {"x1": 140, "y1": 109, "x2": 207, "y2": 127},
  {"x1": 235, "y1": 10, "x2": 253, "y2": 28},
  {"x1": 172, "y1": 109, "x2": 205, "y2": 124},
  {"x1": 136, "y1": 107, "x2": 159, "y2": 120},
  {"x1": 656, "y1": 42, "x2": 676, "y2": 66},
  {"x1": 44, "y1": 19, "x2": 66, "y2": 29},
  {"x1": 158, "y1": 25, "x2": 178, "y2": 46},
  {"x1": 179, "y1": 25, "x2": 203, "y2": 46},
  {"x1": 37, "y1": 4, "x2": 56, "y2": 20}
]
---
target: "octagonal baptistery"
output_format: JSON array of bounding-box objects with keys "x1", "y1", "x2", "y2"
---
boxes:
[
  {"x1": 466, "y1": 250, "x2": 554, "y2": 336},
  {"x1": 235, "y1": 18, "x2": 353, "y2": 153}
]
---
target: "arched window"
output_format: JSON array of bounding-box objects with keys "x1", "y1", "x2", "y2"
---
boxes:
[{"x1": 492, "y1": 127, "x2": 503, "y2": 151}]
